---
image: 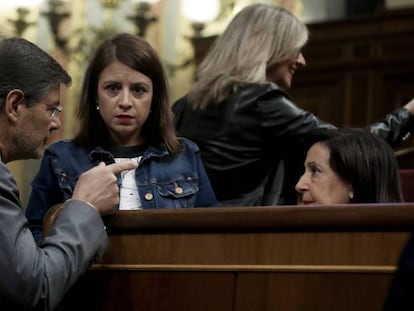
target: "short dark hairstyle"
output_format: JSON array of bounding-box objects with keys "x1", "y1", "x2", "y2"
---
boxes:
[
  {"x1": 74, "y1": 33, "x2": 180, "y2": 153},
  {"x1": 0, "y1": 37, "x2": 71, "y2": 108},
  {"x1": 305, "y1": 128, "x2": 403, "y2": 203}
]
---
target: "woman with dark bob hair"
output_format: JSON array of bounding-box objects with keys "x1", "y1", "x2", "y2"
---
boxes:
[
  {"x1": 26, "y1": 33, "x2": 217, "y2": 242},
  {"x1": 295, "y1": 128, "x2": 403, "y2": 204}
]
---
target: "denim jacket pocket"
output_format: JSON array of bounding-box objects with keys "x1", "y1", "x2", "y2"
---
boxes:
[
  {"x1": 157, "y1": 178, "x2": 199, "y2": 198},
  {"x1": 155, "y1": 178, "x2": 199, "y2": 208}
]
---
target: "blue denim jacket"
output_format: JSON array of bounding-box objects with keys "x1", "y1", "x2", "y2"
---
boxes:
[{"x1": 26, "y1": 138, "x2": 217, "y2": 242}]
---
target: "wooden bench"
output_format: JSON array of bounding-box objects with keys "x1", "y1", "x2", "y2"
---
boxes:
[{"x1": 50, "y1": 204, "x2": 414, "y2": 311}]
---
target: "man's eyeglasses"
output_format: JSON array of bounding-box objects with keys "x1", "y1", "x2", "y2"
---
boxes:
[{"x1": 44, "y1": 104, "x2": 63, "y2": 119}]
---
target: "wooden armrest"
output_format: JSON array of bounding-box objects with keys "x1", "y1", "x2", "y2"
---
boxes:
[
  {"x1": 42, "y1": 203, "x2": 65, "y2": 239},
  {"x1": 395, "y1": 146, "x2": 414, "y2": 158}
]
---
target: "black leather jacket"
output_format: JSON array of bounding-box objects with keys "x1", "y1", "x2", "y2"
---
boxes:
[{"x1": 173, "y1": 83, "x2": 414, "y2": 205}]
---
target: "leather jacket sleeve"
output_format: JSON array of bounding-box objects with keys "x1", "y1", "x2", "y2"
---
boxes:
[
  {"x1": 258, "y1": 89, "x2": 414, "y2": 147},
  {"x1": 367, "y1": 108, "x2": 414, "y2": 146},
  {"x1": 258, "y1": 90, "x2": 335, "y2": 141}
]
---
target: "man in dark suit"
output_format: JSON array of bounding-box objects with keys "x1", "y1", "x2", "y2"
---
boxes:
[{"x1": 0, "y1": 37, "x2": 137, "y2": 310}]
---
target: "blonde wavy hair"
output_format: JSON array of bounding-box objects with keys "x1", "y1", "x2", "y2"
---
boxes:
[{"x1": 187, "y1": 4, "x2": 308, "y2": 109}]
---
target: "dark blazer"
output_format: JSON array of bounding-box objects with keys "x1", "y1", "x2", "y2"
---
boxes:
[
  {"x1": 0, "y1": 161, "x2": 107, "y2": 310},
  {"x1": 173, "y1": 82, "x2": 414, "y2": 206}
]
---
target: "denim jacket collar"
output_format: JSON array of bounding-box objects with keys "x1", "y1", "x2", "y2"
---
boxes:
[{"x1": 88, "y1": 143, "x2": 169, "y2": 165}]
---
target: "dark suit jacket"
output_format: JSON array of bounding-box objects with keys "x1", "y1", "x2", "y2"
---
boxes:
[{"x1": 0, "y1": 161, "x2": 107, "y2": 310}]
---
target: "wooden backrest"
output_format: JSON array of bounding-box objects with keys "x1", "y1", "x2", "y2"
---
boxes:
[
  {"x1": 50, "y1": 204, "x2": 414, "y2": 311},
  {"x1": 400, "y1": 169, "x2": 414, "y2": 202},
  {"x1": 41, "y1": 203, "x2": 64, "y2": 239}
]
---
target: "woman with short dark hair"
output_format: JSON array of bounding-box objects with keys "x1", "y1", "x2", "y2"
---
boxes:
[{"x1": 295, "y1": 128, "x2": 403, "y2": 204}]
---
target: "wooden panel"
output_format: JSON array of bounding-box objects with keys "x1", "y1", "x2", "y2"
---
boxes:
[
  {"x1": 373, "y1": 69, "x2": 414, "y2": 119},
  {"x1": 347, "y1": 71, "x2": 373, "y2": 126},
  {"x1": 101, "y1": 230, "x2": 407, "y2": 266},
  {"x1": 290, "y1": 74, "x2": 346, "y2": 125},
  {"x1": 56, "y1": 271, "x2": 235, "y2": 311},
  {"x1": 290, "y1": 8, "x2": 414, "y2": 131},
  {"x1": 189, "y1": 35, "x2": 216, "y2": 66},
  {"x1": 235, "y1": 272, "x2": 392, "y2": 311},
  {"x1": 49, "y1": 204, "x2": 414, "y2": 311},
  {"x1": 378, "y1": 34, "x2": 414, "y2": 61}
]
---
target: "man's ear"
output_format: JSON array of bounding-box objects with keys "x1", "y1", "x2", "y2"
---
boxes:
[{"x1": 4, "y1": 89, "x2": 25, "y2": 122}]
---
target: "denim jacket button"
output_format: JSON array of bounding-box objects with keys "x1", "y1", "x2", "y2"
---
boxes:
[
  {"x1": 144, "y1": 192, "x2": 153, "y2": 201},
  {"x1": 175, "y1": 187, "x2": 183, "y2": 194}
]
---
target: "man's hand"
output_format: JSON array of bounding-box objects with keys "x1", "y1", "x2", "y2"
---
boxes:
[{"x1": 72, "y1": 161, "x2": 138, "y2": 214}]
